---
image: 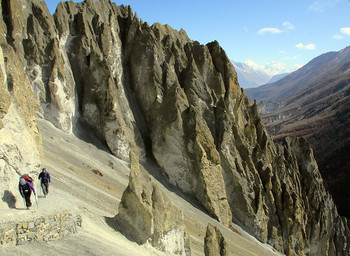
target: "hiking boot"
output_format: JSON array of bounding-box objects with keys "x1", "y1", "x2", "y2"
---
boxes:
[{"x1": 27, "y1": 206, "x2": 30, "y2": 210}]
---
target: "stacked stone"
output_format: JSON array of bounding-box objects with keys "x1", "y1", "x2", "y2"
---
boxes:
[{"x1": 0, "y1": 211, "x2": 81, "y2": 246}]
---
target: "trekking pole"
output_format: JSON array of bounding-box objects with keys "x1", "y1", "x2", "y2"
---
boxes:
[
  {"x1": 38, "y1": 182, "x2": 41, "y2": 196},
  {"x1": 34, "y1": 193, "x2": 39, "y2": 208}
]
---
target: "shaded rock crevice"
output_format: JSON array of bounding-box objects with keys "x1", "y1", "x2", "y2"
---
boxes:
[{"x1": 1, "y1": 0, "x2": 14, "y2": 47}]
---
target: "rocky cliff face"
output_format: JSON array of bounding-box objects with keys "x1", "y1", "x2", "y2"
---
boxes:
[{"x1": 0, "y1": 0, "x2": 349, "y2": 255}]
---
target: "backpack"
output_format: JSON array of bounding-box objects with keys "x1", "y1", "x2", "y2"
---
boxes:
[{"x1": 20, "y1": 174, "x2": 34, "y2": 185}]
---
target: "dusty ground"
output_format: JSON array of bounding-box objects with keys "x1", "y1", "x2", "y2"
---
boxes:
[{"x1": 0, "y1": 118, "x2": 283, "y2": 256}]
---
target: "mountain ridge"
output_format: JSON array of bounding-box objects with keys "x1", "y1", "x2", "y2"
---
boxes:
[
  {"x1": 246, "y1": 46, "x2": 350, "y2": 218},
  {"x1": 245, "y1": 47, "x2": 350, "y2": 102}
]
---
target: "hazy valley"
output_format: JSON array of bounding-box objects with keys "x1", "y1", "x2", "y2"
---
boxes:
[{"x1": 246, "y1": 46, "x2": 350, "y2": 219}]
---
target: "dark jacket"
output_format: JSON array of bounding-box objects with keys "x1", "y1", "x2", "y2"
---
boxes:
[
  {"x1": 38, "y1": 171, "x2": 51, "y2": 184},
  {"x1": 19, "y1": 182, "x2": 35, "y2": 197}
]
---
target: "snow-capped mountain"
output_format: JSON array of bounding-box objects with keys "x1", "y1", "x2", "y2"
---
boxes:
[{"x1": 232, "y1": 60, "x2": 292, "y2": 88}]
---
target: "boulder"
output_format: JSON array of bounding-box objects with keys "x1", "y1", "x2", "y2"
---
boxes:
[
  {"x1": 204, "y1": 224, "x2": 228, "y2": 256},
  {"x1": 115, "y1": 147, "x2": 191, "y2": 255}
]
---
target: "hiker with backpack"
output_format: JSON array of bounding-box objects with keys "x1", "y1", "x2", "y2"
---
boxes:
[
  {"x1": 19, "y1": 175, "x2": 36, "y2": 210},
  {"x1": 38, "y1": 168, "x2": 51, "y2": 197}
]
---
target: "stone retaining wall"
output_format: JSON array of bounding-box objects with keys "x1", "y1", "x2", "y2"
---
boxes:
[{"x1": 0, "y1": 211, "x2": 82, "y2": 246}]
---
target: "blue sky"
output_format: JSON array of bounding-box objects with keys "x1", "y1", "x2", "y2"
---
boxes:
[{"x1": 46, "y1": 0, "x2": 350, "y2": 73}]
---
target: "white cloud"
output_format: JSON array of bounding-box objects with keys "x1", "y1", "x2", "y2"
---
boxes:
[
  {"x1": 305, "y1": 44, "x2": 316, "y2": 50},
  {"x1": 309, "y1": 0, "x2": 340, "y2": 13},
  {"x1": 258, "y1": 22, "x2": 295, "y2": 35},
  {"x1": 279, "y1": 50, "x2": 287, "y2": 54},
  {"x1": 296, "y1": 43, "x2": 316, "y2": 50},
  {"x1": 283, "y1": 21, "x2": 295, "y2": 30},
  {"x1": 296, "y1": 43, "x2": 304, "y2": 49},
  {"x1": 340, "y1": 27, "x2": 350, "y2": 36},
  {"x1": 333, "y1": 34, "x2": 344, "y2": 40},
  {"x1": 333, "y1": 28, "x2": 350, "y2": 39},
  {"x1": 258, "y1": 28, "x2": 283, "y2": 35}
]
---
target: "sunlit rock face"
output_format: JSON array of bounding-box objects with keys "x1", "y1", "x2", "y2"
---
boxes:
[
  {"x1": 52, "y1": 0, "x2": 232, "y2": 225},
  {"x1": 0, "y1": 19, "x2": 42, "y2": 209},
  {"x1": 1, "y1": 0, "x2": 349, "y2": 255}
]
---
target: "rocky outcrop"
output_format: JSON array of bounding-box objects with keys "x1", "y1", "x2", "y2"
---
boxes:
[
  {"x1": 0, "y1": 0, "x2": 349, "y2": 255},
  {"x1": 51, "y1": 0, "x2": 232, "y2": 225},
  {"x1": 276, "y1": 137, "x2": 350, "y2": 255},
  {"x1": 115, "y1": 147, "x2": 191, "y2": 255},
  {"x1": 1, "y1": 0, "x2": 75, "y2": 132},
  {"x1": 53, "y1": 0, "x2": 141, "y2": 161},
  {"x1": 204, "y1": 224, "x2": 228, "y2": 256}
]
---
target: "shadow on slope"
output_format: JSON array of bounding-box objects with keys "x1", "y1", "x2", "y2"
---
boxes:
[
  {"x1": 141, "y1": 157, "x2": 209, "y2": 214},
  {"x1": 2, "y1": 190, "x2": 16, "y2": 209},
  {"x1": 73, "y1": 116, "x2": 112, "y2": 154}
]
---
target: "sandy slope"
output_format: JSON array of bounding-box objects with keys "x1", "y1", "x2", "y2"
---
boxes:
[{"x1": 0, "y1": 118, "x2": 283, "y2": 256}]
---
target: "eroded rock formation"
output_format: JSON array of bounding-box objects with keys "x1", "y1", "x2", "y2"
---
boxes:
[
  {"x1": 204, "y1": 224, "x2": 228, "y2": 256},
  {"x1": 0, "y1": 0, "x2": 349, "y2": 255},
  {"x1": 51, "y1": 0, "x2": 232, "y2": 226},
  {"x1": 116, "y1": 147, "x2": 191, "y2": 255}
]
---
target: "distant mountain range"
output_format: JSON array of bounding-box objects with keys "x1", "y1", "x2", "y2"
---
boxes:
[
  {"x1": 232, "y1": 60, "x2": 291, "y2": 88},
  {"x1": 245, "y1": 46, "x2": 350, "y2": 218}
]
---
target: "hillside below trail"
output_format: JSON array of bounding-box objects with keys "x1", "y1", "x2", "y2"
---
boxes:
[{"x1": 1, "y1": 118, "x2": 282, "y2": 256}]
